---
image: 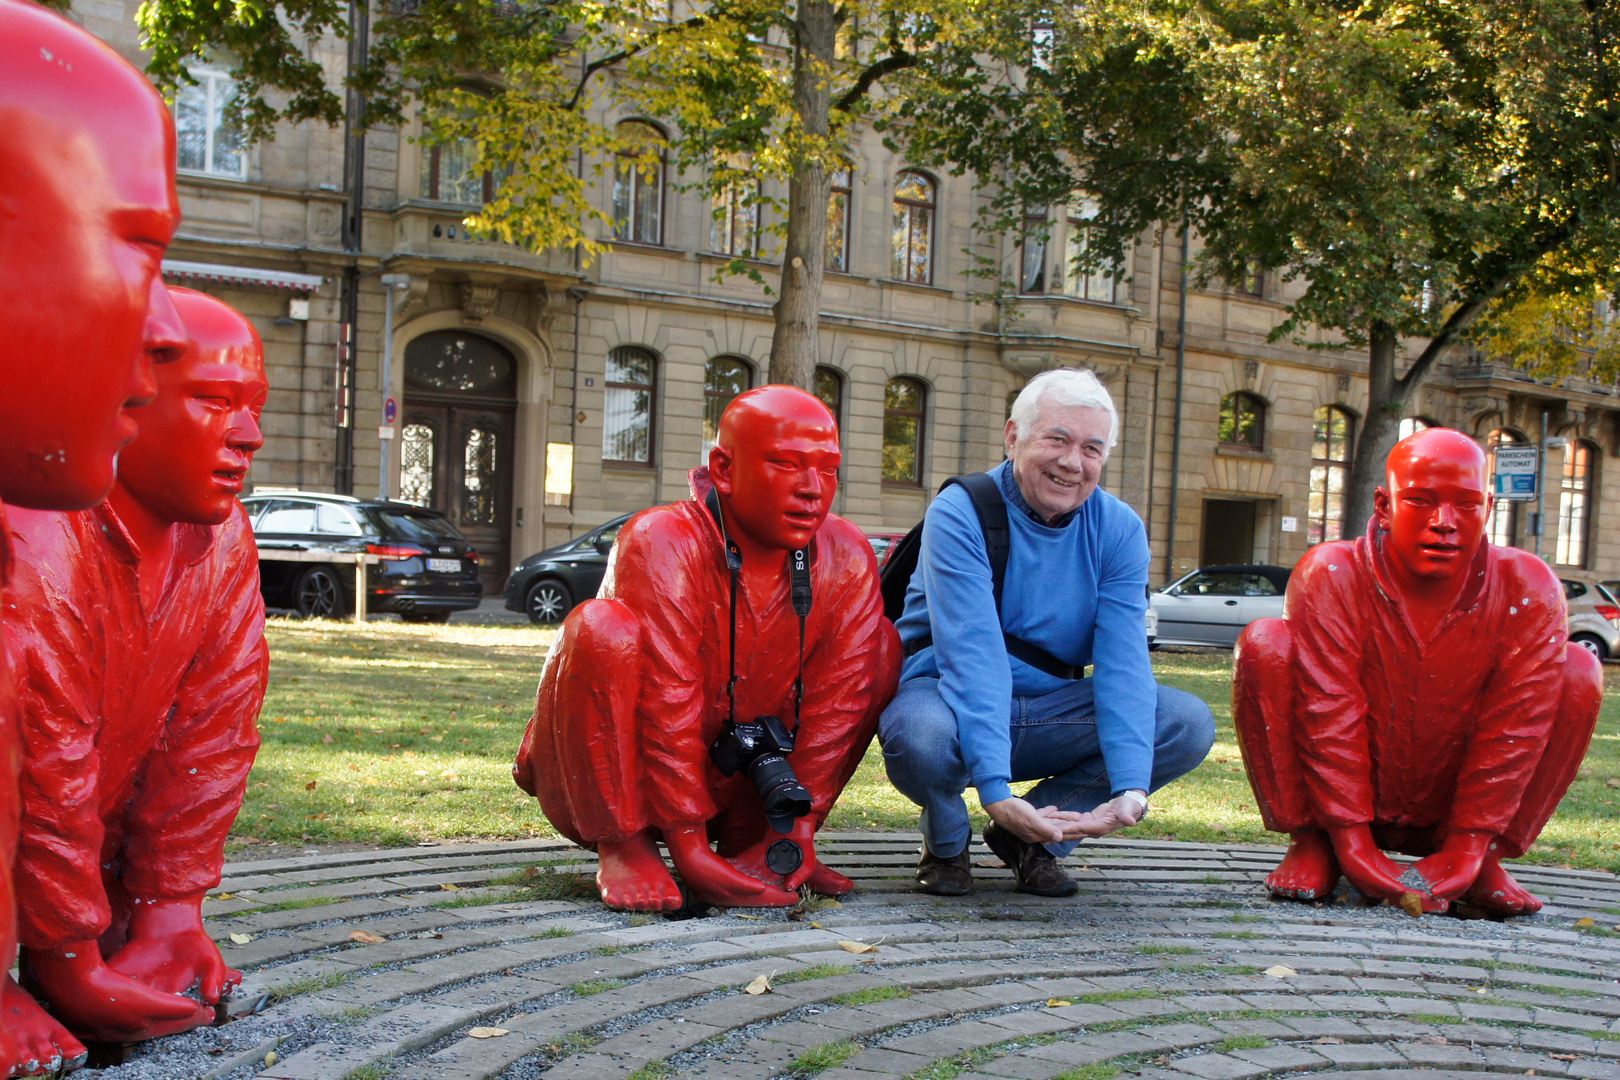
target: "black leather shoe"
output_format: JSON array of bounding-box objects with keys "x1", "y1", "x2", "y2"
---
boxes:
[
  {"x1": 982, "y1": 822, "x2": 1079, "y2": 898},
  {"x1": 915, "y1": 845, "x2": 972, "y2": 896}
]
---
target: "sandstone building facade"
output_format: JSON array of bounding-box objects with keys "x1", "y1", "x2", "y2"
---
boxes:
[{"x1": 73, "y1": 0, "x2": 1620, "y2": 603}]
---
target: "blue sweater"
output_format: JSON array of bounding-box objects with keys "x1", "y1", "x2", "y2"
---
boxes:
[{"x1": 894, "y1": 461, "x2": 1155, "y2": 805}]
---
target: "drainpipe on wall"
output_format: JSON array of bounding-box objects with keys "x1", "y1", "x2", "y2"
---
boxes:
[
  {"x1": 1163, "y1": 223, "x2": 1190, "y2": 586},
  {"x1": 334, "y1": 0, "x2": 370, "y2": 494}
]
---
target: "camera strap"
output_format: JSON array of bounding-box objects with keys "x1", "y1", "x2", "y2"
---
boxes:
[{"x1": 705, "y1": 486, "x2": 813, "y2": 732}]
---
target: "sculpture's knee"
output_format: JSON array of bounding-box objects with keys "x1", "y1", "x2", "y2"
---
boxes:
[
  {"x1": 1236, "y1": 617, "x2": 1294, "y2": 679},
  {"x1": 560, "y1": 598, "x2": 642, "y2": 669},
  {"x1": 1563, "y1": 641, "x2": 1604, "y2": 721}
]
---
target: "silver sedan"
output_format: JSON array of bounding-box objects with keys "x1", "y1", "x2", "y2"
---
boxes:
[{"x1": 1149, "y1": 565, "x2": 1292, "y2": 648}]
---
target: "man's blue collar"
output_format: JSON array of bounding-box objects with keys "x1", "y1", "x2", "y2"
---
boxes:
[{"x1": 997, "y1": 461, "x2": 1081, "y2": 529}]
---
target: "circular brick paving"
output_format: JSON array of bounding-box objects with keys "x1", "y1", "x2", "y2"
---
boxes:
[{"x1": 100, "y1": 835, "x2": 1620, "y2": 1080}]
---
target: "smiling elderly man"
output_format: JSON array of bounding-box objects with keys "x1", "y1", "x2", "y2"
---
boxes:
[{"x1": 881, "y1": 369, "x2": 1214, "y2": 897}]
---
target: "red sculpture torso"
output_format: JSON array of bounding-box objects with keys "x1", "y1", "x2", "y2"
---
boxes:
[
  {"x1": 5, "y1": 504, "x2": 266, "y2": 948},
  {"x1": 516, "y1": 386, "x2": 900, "y2": 911},
  {"x1": 1234, "y1": 428, "x2": 1602, "y2": 915}
]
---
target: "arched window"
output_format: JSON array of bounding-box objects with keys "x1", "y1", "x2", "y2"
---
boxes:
[
  {"x1": 603, "y1": 346, "x2": 657, "y2": 464},
  {"x1": 1062, "y1": 196, "x2": 1116, "y2": 302},
  {"x1": 701, "y1": 356, "x2": 754, "y2": 459},
  {"x1": 882, "y1": 377, "x2": 926, "y2": 484},
  {"x1": 1308, "y1": 406, "x2": 1354, "y2": 544},
  {"x1": 1557, "y1": 439, "x2": 1596, "y2": 568},
  {"x1": 826, "y1": 166, "x2": 852, "y2": 273},
  {"x1": 892, "y1": 171, "x2": 935, "y2": 285},
  {"x1": 813, "y1": 366, "x2": 843, "y2": 425},
  {"x1": 1398, "y1": 416, "x2": 1437, "y2": 439},
  {"x1": 1218, "y1": 392, "x2": 1265, "y2": 450},
  {"x1": 612, "y1": 121, "x2": 667, "y2": 245},
  {"x1": 1485, "y1": 428, "x2": 1525, "y2": 548}
]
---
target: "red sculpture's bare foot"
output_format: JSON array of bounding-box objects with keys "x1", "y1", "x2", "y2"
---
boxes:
[
  {"x1": 1462, "y1": 857, "x2": 1542, "y2": 915},
  {"x1": 107, "y1": 894, "x2": 240, "y2": 1003},
  {"x1": 2, "y1": 975, "x2": 86, "y2": 1076},
  {"x1": 596, "y1": 833, "x2": 684, "y2": 911},
  {"x1": 23, "y1": 944, "x2": 215, "y2": 1043},
  {"x1": 802, "y1": 862, "x2": 854, "y2": 897},
  {"x1": 666, "y1": 827, "x2": 796, "y2": 908},
  {"x1": 1265, "y1": 830, "x2": 1341, "y2": 900}
]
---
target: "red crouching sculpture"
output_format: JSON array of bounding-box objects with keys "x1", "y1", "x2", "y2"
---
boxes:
[
  {"x1": 516, "y1": 386, "x2": 900, "y2": 910},
  {"x1": 1234, "y1": 428, "x2": 1602, "y2": 916},
  {"x1": 5, "y1": 289, "x2": 268, "y2": 1052},
  {"x1": 0, "y1": 2, "x2": 183, "y2": 1072}
]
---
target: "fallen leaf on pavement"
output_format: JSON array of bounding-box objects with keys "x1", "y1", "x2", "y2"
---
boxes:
[
  {"x1": 468, "y1": 1028, "x2": 509, "y2": 1039},
  {"x1": 839, "y1": 939, "x2": 880, "y2": 954},
  {"x1": 745, "y1": 974, "x2": 773, "y2": 995},
  {"x1": 1575, "y1": 918, "x2": 1596, "y2": 928},
  {"x1": 228, "y1": 933, "x2": 254, "y2": 945},
  {"x1": 735, "y1": 914, "x2": 762, "y2": 920},
  {"x1": 441, "y1": 883, "x2": 461, "y2": 892},
  {"x1": 1398, "y1": 892, "x2": 1424, "y2": 918},
  {"x1": 1551, "y1": 1055, "x2": 1577, "y2": 1062},
  {"x1": 1313, "y1": 1037, "x2": 1344, "y2": 1045},
  {"x1": 264, "y1": 1052, "x2": 279, "y2": 1067},
  {"x1": 1047, "y1": 999, "x2": 1073, "y2": 1007},
  {"x1": 809, "y1": 922, "x2": 823, "y2": 930},
  {"x1": 349, "y1": 930, "x2": 386, "y2": 945},
  {"x1": 1263, "y1": 965, "x2": 1297, "y2": 978}
]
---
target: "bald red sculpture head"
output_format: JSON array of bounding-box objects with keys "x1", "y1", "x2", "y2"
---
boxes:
[
  {"x1": 0, "y1": 0, "x2": 184, "y2": 511},
  {"x1": 115, "y1": 289, "x2": 267, "y2": 527},
  {"x1": 1374, "y1": 427, "x2": 1492, "y2": 584},
  {"x1": 709, "y1": 385, "x2": 840, "y2": 552}
]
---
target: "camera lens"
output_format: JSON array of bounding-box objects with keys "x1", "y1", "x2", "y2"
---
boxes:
[{"x1": 749, "y1": 754, "x2": 813, "y2": 820}]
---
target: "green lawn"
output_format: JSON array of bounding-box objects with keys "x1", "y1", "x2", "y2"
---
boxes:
[{"x1": 239, "y1": 618, "x2": 1620, "y2": 872}]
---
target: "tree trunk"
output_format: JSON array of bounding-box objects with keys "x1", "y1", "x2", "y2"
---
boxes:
[
  {"x1": 1344, "y1": 320, "x2": 1416, "y2": 531},
  {"x1": 767, "y1": 0, "x2": 837, "y2": 389}
]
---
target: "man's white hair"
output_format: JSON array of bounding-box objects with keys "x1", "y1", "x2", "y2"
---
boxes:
[{"x1": 1008, "y1": 368, "x2": 1120, "y2": 449}]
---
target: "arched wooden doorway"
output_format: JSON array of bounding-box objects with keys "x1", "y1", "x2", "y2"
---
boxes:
[{"x1": 398, "y1": 329, "x2": 517, "y2": 594}]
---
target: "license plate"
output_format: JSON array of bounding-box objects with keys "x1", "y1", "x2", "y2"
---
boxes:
[{"x1": 427, "y1": 557, "x2": 461, "y2": 573}]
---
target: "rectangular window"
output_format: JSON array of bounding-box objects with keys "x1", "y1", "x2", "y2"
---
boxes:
[
  {"x1": 712, "y1": 181, "x2": 759, "y2": 257},
  {"x1": 826, "y1": 168, "x2": 852, "y2": 272},
  {"x1": 421, "y1": 139, "x2": 490, "y2": 205},
  {"x1": 175, "y1": 70, "x2": 246, "y2": 179},
  {"x1": 602, "y1": 347, "x2": 656, "y2": 465},
  {"x1": 1062, "y1": 198, "x2": 1115, "y2": 302}
]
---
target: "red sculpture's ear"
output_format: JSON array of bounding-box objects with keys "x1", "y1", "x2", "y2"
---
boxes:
[
  {"x1": 709, "y1": 444, "x2": 736, "y2": 496},
  {"x1": 1372, "y1": 486, "x2": 1392, "y2": 529}
]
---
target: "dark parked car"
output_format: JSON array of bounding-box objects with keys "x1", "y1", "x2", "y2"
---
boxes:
[
  {"x1": 240, "y1": 491, "x2": 483, "y2": 622},
  {"x1": 505, "y1": 513, "x2": 634, "y2": 624}
]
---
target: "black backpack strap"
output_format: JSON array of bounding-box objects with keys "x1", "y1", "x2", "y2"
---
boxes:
[{"x1": 902, "y1": 472, "x2": 1082, "y2": 682}]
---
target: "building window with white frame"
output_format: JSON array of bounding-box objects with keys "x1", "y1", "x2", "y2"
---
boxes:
[
  {"x1": 1061, "y1": 197, "x2": 1116, "y2": 302},
  {"x1": 826, "y1": 166, "x2": 852, "y2": 272},
  {"x1": 1557, "y1": 439, "x2": 1595, "y2": 568},
  {"x1": 175, "y1": 69, "x2": 246, "y2": 179},
  {"x1": 420, "y1": 137, "x2": 492, "y2": 205},
  {"x1": 1308, "y1": 405, "x2": 1353, "y2": 545},
  {"x1": 892, "y1": 171, "x2": 935, "y2": 285},
  {"x1": 712, "y1": 167, "x2": 760, "y2": 258},
  {"x1": 612, "y1": 121, "x2": 667, "y2": 245},
  {"x1": 603, "y1": 346, "x2": 657, "y2": 465}
]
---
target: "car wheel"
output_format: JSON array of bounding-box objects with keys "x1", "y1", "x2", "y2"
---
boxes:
[
  {"x1": 1572, "y1": 633, "x2": 1609, "y2": 661},
  {"x1": 294, "y1": 566, "x2": 347, "y2": 619},
  {"x1": 400, "y1": 611, "x2": 453, "y2": 625},
  {"x1": 526, "y1": 579, "x2": 573, "y2": 625}
]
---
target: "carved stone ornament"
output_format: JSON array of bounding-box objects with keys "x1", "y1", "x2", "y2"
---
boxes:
[{"x1": 460, "y1": 281, "x2": 500, "y2": 323}]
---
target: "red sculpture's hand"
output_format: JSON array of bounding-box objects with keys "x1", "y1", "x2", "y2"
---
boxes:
[
  {"x1": 107, "y1": 892, "x2": 241, "y2": 1003},
  {"x1": 24, "y1": 941, "x2": 215, "y2": 1043},
  {"x1": 665, "y1": 826, "x2": 797, "y2": 908},
  {"x1": 1413, "y1": 830, "x2": 1493, "y2": 901},
  {"x1": 1325, "y1": 824, "x2": 1413, "y2": 902},
  {"x1": 984, "y1": 797, "x2": 1064, "y2": 845}
]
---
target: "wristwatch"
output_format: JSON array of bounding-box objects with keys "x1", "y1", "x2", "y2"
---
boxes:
[{"x1": 1117, "y1": 789, "x2": 1149, "y2": 820}]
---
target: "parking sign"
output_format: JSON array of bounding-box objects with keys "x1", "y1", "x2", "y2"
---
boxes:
[{"x1": 1492, "y1": 446, "x2": 1540, "y2": 500}]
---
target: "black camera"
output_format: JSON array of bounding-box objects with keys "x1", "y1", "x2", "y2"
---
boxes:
[{"x1": 709, "y1": 713, "x2": 812, "y2": 837}]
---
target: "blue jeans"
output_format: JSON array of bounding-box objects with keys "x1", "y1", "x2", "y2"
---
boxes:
[{"x1": 878, "y1": 677, "x2": 1215, "y2": 859}]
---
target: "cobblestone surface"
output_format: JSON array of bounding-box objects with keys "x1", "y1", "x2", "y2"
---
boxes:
[{"x1": 86, "y1": 833, "x2": 1620, "y2": 1080}]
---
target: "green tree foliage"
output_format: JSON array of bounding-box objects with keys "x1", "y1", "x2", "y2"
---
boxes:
[
  {"x1": 131, "y1": 0, "x2": 1037, "y2": 387},
  {"x1": 901, "y1": 0, "x2": 1620, "y2": 524}
]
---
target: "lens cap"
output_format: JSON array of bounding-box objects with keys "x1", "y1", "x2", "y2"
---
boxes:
[{"x1": 765, "y1": 838, "x2": 803, "y2": 876}]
